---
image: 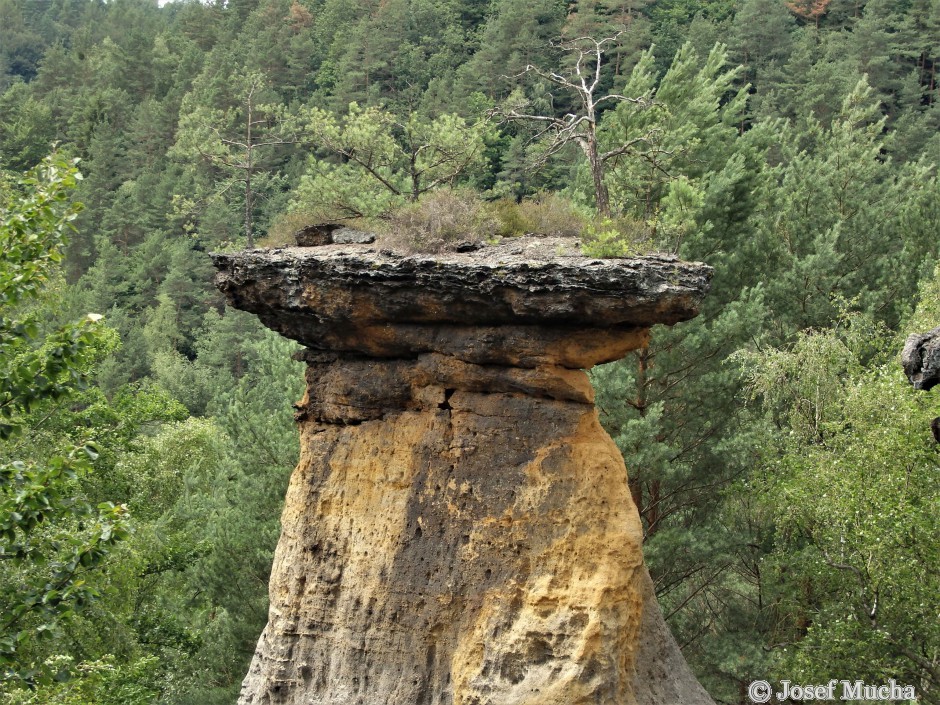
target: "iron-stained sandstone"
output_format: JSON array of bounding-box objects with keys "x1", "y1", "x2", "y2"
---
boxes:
[{"x1": 212, "y1": 236, "x2": 716, "y2": 705}]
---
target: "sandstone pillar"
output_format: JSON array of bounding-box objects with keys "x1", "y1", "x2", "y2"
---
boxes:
[{"x1": 212, "y1": 236, "x2": 715, "y2": 705}]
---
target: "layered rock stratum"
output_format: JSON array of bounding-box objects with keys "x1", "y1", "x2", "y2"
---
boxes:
[{"x1": 212, "y1": 236, "x2": 716, "y2": 705}]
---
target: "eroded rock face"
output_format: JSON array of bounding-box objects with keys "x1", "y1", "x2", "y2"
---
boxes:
[
  {"x1": 211, "y1": 237, "x2": 715, "y2": 705},
  {"x1": 902, "y1": 326, "x2": 940, "y2": 391}
]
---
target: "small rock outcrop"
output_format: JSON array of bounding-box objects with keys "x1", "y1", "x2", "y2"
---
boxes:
[
  {"x1": 294, "y1": 223, "x2": 377, "y2": 247},
  {"x1": 902, "y1": 326, "x2": 940, "y2": 444},
  {"x1": 902, "y1": 326, "x2": 940, "y2": 391},
  {"x1": 212, "y1": 236, "x2": 715, "y2": 705}
]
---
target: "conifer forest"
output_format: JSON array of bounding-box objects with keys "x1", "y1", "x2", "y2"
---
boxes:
[{"x1": 0, "y1": 0, "x2": 939, "y2": 702}]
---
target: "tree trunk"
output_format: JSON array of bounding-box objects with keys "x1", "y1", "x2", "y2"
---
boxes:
[
  {"x1": 410, "y1": 151, "x2": 420, "y2": 202},
  {"x1": 245, "y1": 98, "x2": 255, "y2": 248},
  {"x1": 629, "y1": 346, "x2": 650, "y2": 521},
  {"x1": 587, "y1": 132, "x2": 611, "y2": 218},
  {"x1": 245, "y1": 170, "x2": 254, "y2": 248}
]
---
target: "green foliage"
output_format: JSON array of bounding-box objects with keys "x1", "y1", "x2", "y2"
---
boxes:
[
  {"x1": 0, "y1": 155, "x2": 130, "y2": 686},
  {"x1": 0, "y1": 654, "x2": 162, "y2": 705},
  {"x1": 580, "y1": 216, "x2": 652, "y2": 257},
  {"x1": 455, "y1": 0, "x2": 565, "y2": 100},
  {"x1": 0, "y1": 83, "x2": 55, "y2": 171},
  {"x1": 908, "y1": 264, "x2": 940, "y2": 333},
  {"x1": 736, "y1": 310, "x2": 940, "y2": 692},
  {"x1": 287, "y1": 158, "x2": 404, "y2": 223},
  {"x1": 601, "y1": 41, "x2": 747, "y2": 227},
  {"x1": 295, "y1": 102, "x2": 491, "y2": 215},
  {"x1": 171, "y1": 70, "x2": 294, "y2": 246},
  {"x1": 756, "y1": 78, "x2": 940, "y2": 333},
  {"x1": 2, "y1": 0, "x2": 939, "y2": 700}
]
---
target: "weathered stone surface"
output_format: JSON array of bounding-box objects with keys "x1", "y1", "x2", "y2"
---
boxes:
[
  {"x1": 632, "y1": 568, "x2": 715, "y2": 704},
  {"x1": 294, "y1": 223, "x2": 342, "y2": 247},
  {"x1": 332, "y1": 227, "x2": 376, "y2": 245},
  {"x1": 296, "y1": 321, "x2": 650, "y2": 369},
  {"x1": 212, "y1": 237, "x2": 715, "y2": 705},
  {"x1": 293, "y1": 224, "x2": 377, "y2": 247},
  {"x1": 246, "y1": 383, "x2": 645, "y2": 705},
  {"x1": 902, "y1": 326, "x2": 940, "y2": 391},
  {"x1": 293, "y1": 351, "x2": 596, "y2": 425},
  {"x1": 211, "y1": 236, "x2": 711, "y2": 367}
]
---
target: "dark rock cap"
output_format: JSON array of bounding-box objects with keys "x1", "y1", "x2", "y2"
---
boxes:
[
  {"x1": 902, "y1": 326, "x2": 940, "y2": 391},
  {"x1": 211, "y1": 236, "x2": 712, "y2": 368}
]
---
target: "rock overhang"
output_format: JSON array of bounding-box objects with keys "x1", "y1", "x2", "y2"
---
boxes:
[{"x1": 211, "y1": 236, "x2": 712, "y2": 368}]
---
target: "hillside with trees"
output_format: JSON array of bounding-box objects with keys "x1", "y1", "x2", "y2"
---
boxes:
[{"x1": 0, "y1": 0, "x2": 938, "y2": 702}]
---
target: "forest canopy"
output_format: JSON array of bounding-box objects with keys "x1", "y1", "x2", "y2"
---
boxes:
[{"x1": 0, "y1": 0, "x2": 938, "y2": 702}]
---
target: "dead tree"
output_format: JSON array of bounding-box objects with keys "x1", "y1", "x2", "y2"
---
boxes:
[{"x1": 494, "y1": 33, "x2": 654, "y2": 217}]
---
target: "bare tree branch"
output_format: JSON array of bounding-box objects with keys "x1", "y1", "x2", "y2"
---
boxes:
[{"x1": 492, "y1": 31, "x2": 654, "y2": 217}]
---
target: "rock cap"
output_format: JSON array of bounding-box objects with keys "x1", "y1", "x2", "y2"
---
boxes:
[{"x1": 211, "y1": 236, "x2": 712, "y2": 368}]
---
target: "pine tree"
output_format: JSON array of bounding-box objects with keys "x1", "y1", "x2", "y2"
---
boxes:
[
  {"x1": 455, "y1": 0, "x2": 566, "y2": 100},
  {"x1": 172, "y1": 70, "x2": 298, "y2": 246}
]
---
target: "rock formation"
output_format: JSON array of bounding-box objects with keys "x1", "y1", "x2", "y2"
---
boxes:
[
  {"x1": 902, "y1": 326, "x2": 940, "y2": 444},
  {"x1": 211, "y1": 236, "x2": 715, "y2": 705},
  {"x1": 902, "y1": 326, "x2": 940, "y2": 392}
]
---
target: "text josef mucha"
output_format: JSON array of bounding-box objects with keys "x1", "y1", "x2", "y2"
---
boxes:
[{"x1": 748, "y1": 679, "x2": 917, "y2": 702}]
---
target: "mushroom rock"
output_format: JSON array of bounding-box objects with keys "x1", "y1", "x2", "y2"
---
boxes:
[{"x1": 211, "y1": 236, "x2": 716, "y2": 705}]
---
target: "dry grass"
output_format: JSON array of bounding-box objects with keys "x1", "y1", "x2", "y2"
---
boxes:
[
  {"x1": 380, "y1": 188, "x2": 499, "y2": 254},
  {"x1": 263, "y1": 190, "x2": 654, "y2": 259},
  {"x1": 258, "y1": 209, "x2": 317, "y2": 247},
  {"x1": 494, "y1": 193, "x2": 586, "y2": 238}
]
